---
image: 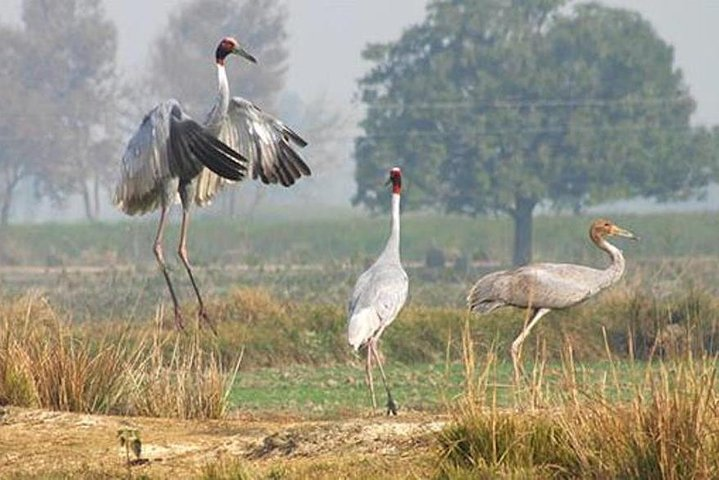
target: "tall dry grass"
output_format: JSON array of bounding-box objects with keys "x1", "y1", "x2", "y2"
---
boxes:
[
  {"x1": 0, "y1": 292, "x2": 240, "y2": 419},
  {"x1": 437, "y1": 320, "x2": 719, "y2": 479}
]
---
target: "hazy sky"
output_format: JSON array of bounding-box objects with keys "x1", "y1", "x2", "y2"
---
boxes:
[
  {"x1": 1, "y1": 0, "x2": 718, "y2": 125},
  {"x1": 1, "y1": 0, "x2": 717, "y2": 218}
]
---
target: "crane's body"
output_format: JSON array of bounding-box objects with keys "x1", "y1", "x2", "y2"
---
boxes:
[
  {"x1": 469, "y1": 261, "x2": 625, "y2": 313},
  {"x1": 347, "y1": 262, "x2": 408, "y2": 349},
  {"x1": 468, "y1": 219, "x2": 637, "y2": 383},
  {"x1": 348, "y1": 167, "x2": 408, "y2": 415},
  {"x1": 115, "y1": 37, "x2": 310, "y2": 330}
]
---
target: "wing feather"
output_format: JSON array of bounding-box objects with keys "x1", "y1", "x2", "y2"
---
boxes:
[
  {"x1": 193, "y1": 97, "x2": 310, "y2": 205},
  {"x1": 223, "y1": 97, "x2": 310, "y2": 185},
  {"x1": 170, "y1": 109, "x2": 247, "y2": 181},
  {"x1": 348, "y1": 263, "x2": 409, "y2": 333},
  {"x1": 115, "y1": 99, "x2": 248, "y2": 215},
  {"x1": 469, "y1": 263, "x2": 602, "y2": 312},
  {"x1": 114, "y1": 100, "x2": 177, "y2": 215}
]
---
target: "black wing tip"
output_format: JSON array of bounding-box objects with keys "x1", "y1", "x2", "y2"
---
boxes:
[
  {"x1": 253, "y1": 142, "x2": 311, "y2": 188},
  {"x1": 279, "y1": 141, "x2": 312, "y2": 179},
  {"x1": 287, "y1": 130, "x2": 308, "y2": 148},
  {"x1": 184, "y1": 124, "x2": 248, "y2": 181}
]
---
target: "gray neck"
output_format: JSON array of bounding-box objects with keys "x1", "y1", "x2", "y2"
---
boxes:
[
  {"x1": 204, "y1": 63, "x2": 230, "y2": 132},
  {"x1": 597, "y1": 237, "x2": 626, "y2": 289},
  {"x1": 379, "y1": 193, "x2": 401, "y2": 263}
]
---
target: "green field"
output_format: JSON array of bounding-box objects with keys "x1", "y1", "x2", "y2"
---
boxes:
[
  {"x1": 231, "y1": 362, "x2": 464, "y2": 416},
  {"x1": 230, "y1": 358, "x2": 661, "y2": 417},
  {"x1": 2, "y1": 210, "x2": 719, "y2": 268},
  {"x1": 1, "y1": 211, "x2": 718, "y2": 320},
  {"x1": 2, "y1": 211, "x2": 719, "y2": 478}
]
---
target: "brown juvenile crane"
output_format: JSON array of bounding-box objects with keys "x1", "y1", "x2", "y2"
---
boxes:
[
  {"x1": 115, "y1": 37, "x2": 310, "y2": 331},
  {"x1": 467, "y1": 219, "x2": 638, "y2": 383}
]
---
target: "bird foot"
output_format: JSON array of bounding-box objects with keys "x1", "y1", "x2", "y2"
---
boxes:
[
  {"x1": 198, "y1": 309, "x2": 218, "y2": 335},
  {"x1": 386, "y1": 396, "x2": 399, "y2": 416}
]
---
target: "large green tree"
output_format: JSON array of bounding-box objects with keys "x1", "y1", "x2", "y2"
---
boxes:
[{"x1": 355, "y1": 0, "x2": 714, "y2": 265}]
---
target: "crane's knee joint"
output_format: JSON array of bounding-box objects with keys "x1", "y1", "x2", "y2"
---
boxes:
[
  {"x1": 153, "y1": 243, "x2": 165, "y2": 265},
  {"x1": 177, "y1": 247, "x2": 189, "y2": 265},
  {"x1": 511, "y1": 342, "x2": 522, "y2": 359}
]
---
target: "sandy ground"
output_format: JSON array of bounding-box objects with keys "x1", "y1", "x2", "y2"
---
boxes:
[{"x1": 0, "y1": 406, "x2": 447, "y2": 478}]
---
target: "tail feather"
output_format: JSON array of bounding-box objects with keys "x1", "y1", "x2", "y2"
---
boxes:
[{"x1": 347, "y1": 307, "x2": 379, "y2": 351}]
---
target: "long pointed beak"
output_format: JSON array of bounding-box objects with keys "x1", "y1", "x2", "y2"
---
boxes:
[
  {"x1": 234, "y1": 46, "x2": 257, "y2": 64},
  {"x1": 613, "y1": 226, "x2": 639, "y2": 241}
]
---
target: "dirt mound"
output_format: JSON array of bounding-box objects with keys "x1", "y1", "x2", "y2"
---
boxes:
[
  {"x1": 247, "y1": 417, "x2": 445, "y2": 460},
  {"x1": 0, "y1": 407, "x2": 447, "y2": 478}
]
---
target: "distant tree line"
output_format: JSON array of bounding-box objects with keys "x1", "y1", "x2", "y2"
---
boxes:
[
  {"x1": 0, "y1": 0, "x2": 118, "y2": 225},
  {"x1": 0, "y1": 0, "x2": 342, "y2": 230},
  {"x1": 355, "y1": 0, "x2": 719, "y2": 265}
]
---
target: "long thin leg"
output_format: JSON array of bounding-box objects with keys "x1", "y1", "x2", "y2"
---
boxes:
[
  {"x1": 365, "y1": 343, "x2": 377, "y2": 410},
  {"x1": 153, "y1": 205, "x2": 184, "y2": 330},
  {"x1": 369, "y1": 340, "x2": 398, "y2": 415},
  {"x1": 178, "y1": 207, "x2": 217, "y2": 334},
  {"x1": 511, "y1": 307, "x2": 552, "y2": 384}
]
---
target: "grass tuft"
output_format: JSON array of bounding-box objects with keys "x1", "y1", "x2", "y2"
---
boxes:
[
  {"x1": 0, "y1": 292, "x2": 240, "y2": 419},
  {"x1": 437, "y1": 323, "x2": 719, "y2": 479},
  {"x1": 200, "y1": 457, "x2": 258, "y2": 480}
]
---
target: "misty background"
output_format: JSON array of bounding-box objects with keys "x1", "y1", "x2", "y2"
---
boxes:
[{"x1": 0, "y1": 0, "x2": 718, "y2": 225}]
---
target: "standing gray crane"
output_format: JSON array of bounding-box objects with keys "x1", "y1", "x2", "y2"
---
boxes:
[
  {"x1": 115, "y1": 37, "x2": 310, "y2": 330},
  {"x1": 467, "y1": 219, "x2": 638, "y2": 383},
  {"x1": 347, "y1": 167, "x2": 409, "y2": 415}
]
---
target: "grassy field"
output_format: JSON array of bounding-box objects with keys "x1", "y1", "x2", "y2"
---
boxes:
[
  {"x1": 1, "y1": 210, "x2": 717, "y2": 317},
  {"x1": 230, "y1": 358, "x2": 664, "y2": 418},
  {"x1": 2, "y1": 303, "x2": 717, "y2": 479},
  {"x1": 1, "y1": 210, "x2": 718, "y2": 267},
  {"x1": 1, "y1": 211, "x2": 719, "y2": 478}
]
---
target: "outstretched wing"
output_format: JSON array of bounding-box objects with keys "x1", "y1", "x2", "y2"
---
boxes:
[
  {"x1": 224, "y1": 97, "x2": 310, "y2": 186},
  {"x1": 193, "y1": 97, "x2": 310, "y2": 206},
  {"x1": 114, "y1": 99, "x2": 247, "y2": 215}
]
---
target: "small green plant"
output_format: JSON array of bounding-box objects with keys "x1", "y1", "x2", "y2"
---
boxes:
[{"x1": 117, "y1": 427, "x2": 142, "y2": 466}]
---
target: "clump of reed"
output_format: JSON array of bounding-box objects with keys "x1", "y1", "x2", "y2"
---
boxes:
[
  {"x1": 437, "y1": 319, "x2": 719, "y2": 479},
  {"x1": 0, "y1": 291, "x2": 239, "y2": 419}
]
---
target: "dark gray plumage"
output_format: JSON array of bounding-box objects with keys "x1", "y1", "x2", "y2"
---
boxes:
[{"x1": 115, "y1": 100, "x2": 247, "y2": 215}]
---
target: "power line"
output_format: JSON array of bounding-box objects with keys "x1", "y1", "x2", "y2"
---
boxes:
[
  {"x1": 319, "y1": 122, "x2": 695, "y2": 143},
  {"x1": 364, "y1": 94, "x2": 693, "y2": 111}
]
